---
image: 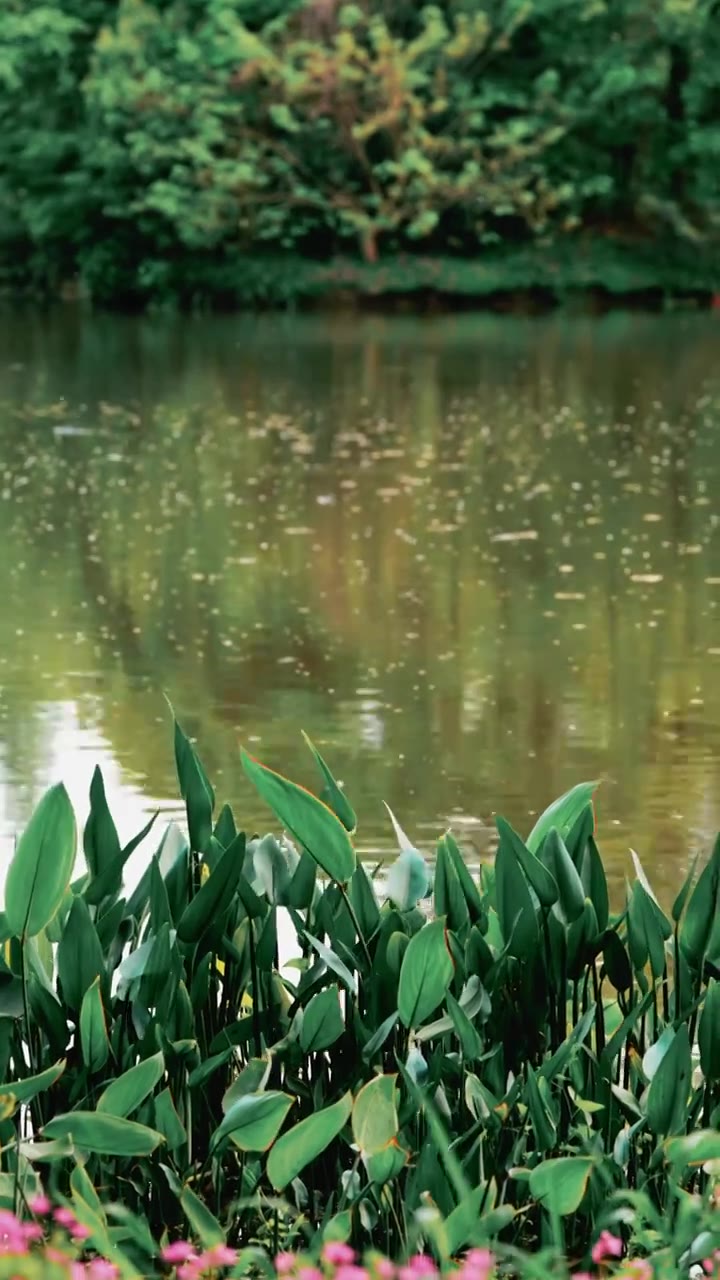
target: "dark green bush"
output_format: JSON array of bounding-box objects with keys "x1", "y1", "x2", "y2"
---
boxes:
[{"x1": 1, "y1": 0, "x2": 719, "y2": 304}]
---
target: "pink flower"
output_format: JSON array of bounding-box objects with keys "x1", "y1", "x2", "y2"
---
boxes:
[
  {"x1": 28, "y1": 1195, "x2": 52, "y2": 1216},
  {"x1": 465, "y1": 1252, "x2": 493, "y2": 1271},
  {"x1": 298, "y1": 1268, "x2": 324, "y2": 1280},
  {"x1": 592, "y1": 1232, "x2": 623, "y2": 1265},
  {"x1": 463, "y1": 1249, "x2": 494, "y2": 1280},
  {"x1": 334, "y1": 1266, "x2": 368, "y2": 1280},
  {"x1": 21, "y1": 1223, "x2": 44, "y2": 1242},
  {"x1": 371, "y1": 1262, "x2": 395, "y2": 1280},
  {"x1": 322, "y1": 1243, "x2": 356, "y2": 1267},
  {"x1": 54, "y1": 1207, "x2": 78, "y2": 1229},
  {"x1": 276, "y1": 1253, "x2": 299, "y2": 1275},
  {"x1": 46, "y1": 1247, "x2": 70, "y2": 1264},
  {"x1": 200, "y1": 1244, "x2": 238, "y2": 1268},
  {"x1": 87, "y1": 1262, "x2": 120, "y2": 1280},
  {"x1": 70, "y1": 1263, "x2": 86, "y2": 1280},
  {"x1": 161, "y1": 1241, "x2": 197, "y2": 1265},
  {"x1": 571, "y1": 1273, "x2": 594, "y2": 1280},
  {"x1": 407, "y1": 1259, "x2": 436, "y2": 1277},
  {"x1": 178, "y1": 1264, "x2": 204, "y2": 1280},
  {"x1": 71, "y1": 1222, "x2": 92, "y2": 1241}
]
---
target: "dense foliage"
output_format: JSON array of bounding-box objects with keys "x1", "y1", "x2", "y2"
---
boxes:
[
  {"x1": 1, "y1": 0, "x2": 720, "y2": 304},
  {"x1": 1, "y1": 721, "x2": 720, "y2": 1277}
]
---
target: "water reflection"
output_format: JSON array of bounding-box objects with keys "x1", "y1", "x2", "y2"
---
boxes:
[{"x1": 0, "y1": 307, "x2": 719, "y2": 897}]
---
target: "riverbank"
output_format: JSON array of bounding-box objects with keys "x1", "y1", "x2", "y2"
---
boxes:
[{"x1": 6, "y1": 238, "x2": 720, "y2": 312}]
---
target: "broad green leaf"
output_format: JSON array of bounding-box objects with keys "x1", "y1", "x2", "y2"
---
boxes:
[
  {"x1": 174, "y1": 717, "x2": 214, "y2": 854},
  {"x1": 628, "y1": 881, "x2": 670, "y2": 978},
  {"x1": 543, "y1": 829, "x2": 585, "y2": 924},
  {"x1": 300, "y1": 985, "x2": 345, "y2": 1053},
  {"x1": 153, "y1": 1088, "x2": 187, "y2": 1152},
  {"x1": 444, "y1": 1186, "x2": 515, "y2": 1253},
  {"x1": 71, "y1": 1162, "x2": 103, "y2": 1216},
  {"x1": 526, "y1": 782, "x2": 597, "y2": 854},
  {"x1": 682, "y1": 835, "x2": 720, "y2": 968},
  {"x1": 398, "y1": 917, "x2": 454, "y2": 1029},
  {"x1": 97, "y1": 1051, "x2": 165, "y2": 1117},
  {"x1": 83, "y1": 766, "x2": 121, "y2": 881},
  {"x1": 646, "y1": 1024, "x2": 691, "y2": 1135},
  {"x1": 57, "y1": 897, "x2": 104, "y2": 1011},
  {"x1": 666, "y1": 1129, "x2": 720, "y2": 1169},
  {"x1": 349, "y1": 865, "x2": 380, "y2": 939},
  {"x1": 302, "y1": 732, "x2": 356, "y2": 833},
  {"x1": 434, "y1": 837, "x2": 469, "y2": 934},
  {"x1": 212, "y1": 1090, "x2": 293, "y2": 1152},
  {"x1": 80, "y1": 977, "x2": 109, "y2": 1074},
  {"x1": 528, "y1": 1156, "x2": 593, "y2": 1216},
  {"x1": 496, "y1": 817, "x2": 558, "y2": 909},
  {"x1": 179, "y1": 1186, "x2": 224, "y2": 1247},
  {"x1": 0, "y1": 1058, "x2": 65, "y2": 1104},
  {"x1": 267, "y1": 1091, "x2": 352, "y2": 1190},
  {"x1": 446, "y1": 990, "x2": 482, "y2": 1059},
  {"x1": 699, "y1": 979, "x2": 720, "y2": 1082},
  {"x1": 577, "y1": 835, "x2": 609, "y2": 933},
  {"x1": 87, "y1": 811, "x2": 158, "y2": 909},
  {"x1": 222, "y1": 1057, "x2": 272, "y2": 1113},
  {"x1": 43, "y1": 1112, "x2": 164, "y2": 1156},
  {"x1": 5, "y1": 784, "x2": 76, "y2": 938},
  {"x1": 177, "y1": 832, "x2": 245, "y2": 944},
  {"x1": 241, "y1": 749, "x2": 355, "y2": 883},
  {"x1": 494, "y1": 828, "x2": 539, "y2": 962},
  {"x1": 364, "y1": 1141, "x2": 408, "y2": 1186},
  {"x1": 525, "y1": 1066, "x2": 556, "y2": 1151},
  {"x1": 443, "y1": 831, "x2": 485, "y2": 924},
  {"x1": 643, "y1": 1025, "x2": 676, "y2": 1082},
  {"x1": 352, "y1": 1074, "x2": 398, "y2": 1156}
]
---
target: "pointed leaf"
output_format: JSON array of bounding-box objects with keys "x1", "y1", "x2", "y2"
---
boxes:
[
  {"x1": 267, "y1": 1092, "x2": 352, "y2": 1190},
  {"x1": 5, "y1": 785, "x2": 76, "y2": 938},
  {"x1": 43, "y1": 1112, "x2": 164, "y2": 1156},
  {"x1": 302, "y1": 732, "x2": 356, "y2": 833},
  {"x1": 398, "y1": 917, "x2": 454, "y2": 1029},
  {"x1": 177, "y1": 833, "x2": 245, "y2": 944},
  {"x1": 212, "y1": 1091, "x2": 294, "y2": 1152},
  {"x1": 241, "y1": 750, "x2": 355, "y2": 883},
  {"x1": 646, "y1": 1024, "x2": 691, "y2": 1136},
  {"x1": 97, "y1": 1052, "x2": 165, "y2": 1118},
  {"x1": 529, "y1": 1156, "x2": 593, "y2": 1216},
  {"x1": 174, "y1": 718, "x2": 214, "y2": 854},
  {"x1": 352, "y1": 1074, "x2": 398, "y2": 1156},
  {"x1": 495, "y1": 829, "x2": 539, "y2": 961},
  {"x1": 682, "y1": 835, "x2": 720, "y2": 968},
  {"x1": 496, "y1": 817, "x2": 558, "y2": 909},
  {"x1": 83, "y1": 767, "x2": 120, "y2": 881},
  {"x1": 80, "y1": 977, "x2": 109, "y2": 1074},
  {"x1": 0, "y1": 1059, "x2": 65, "y2": 1105},
  {"x1": 300, "y1": 986, "x2": 345, "y2": 1053},
  {"x1": 526, "y1": 783, "x2": 597, "y2": 855}
]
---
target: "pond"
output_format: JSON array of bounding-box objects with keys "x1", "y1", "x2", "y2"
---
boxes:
[{"x1": 1, "y1": 305, "x2": 719, "y2": 899}]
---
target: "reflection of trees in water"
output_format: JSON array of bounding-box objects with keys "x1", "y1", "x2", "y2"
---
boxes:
[{"x1": 0, "y1": 311, "x2": 720, "y2": 877}]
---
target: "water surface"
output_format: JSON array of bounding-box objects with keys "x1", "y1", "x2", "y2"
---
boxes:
[{"x1": 1, "y1": 307, "x2": 719, "y2": 896}]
